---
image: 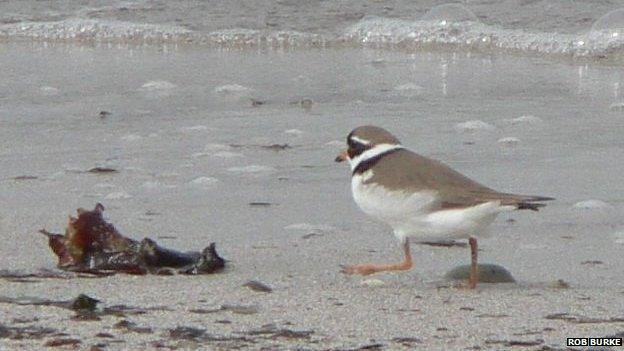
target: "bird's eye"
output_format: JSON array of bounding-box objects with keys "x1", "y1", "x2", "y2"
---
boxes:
[{"x1": 348, "y1": 140, "x2": 370, "y2": 158}]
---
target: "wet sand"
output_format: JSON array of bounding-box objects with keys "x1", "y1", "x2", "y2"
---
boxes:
[{"x1": 1, "y1": 43, "x2": 623, "y2": 350}]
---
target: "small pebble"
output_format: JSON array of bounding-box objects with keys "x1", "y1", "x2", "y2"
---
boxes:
[
  {"x1": 284, "y1": 223, "x2": 335, "y2": 232},
  {"x1": 95, "y1": 333, "x2": 115, "y2": 338},
  {"x1": 300, "y1": 99, "x2": 313, "y2": 110},
  {"x1": 87, "y1": 167, "x2": 118, "y2": 174},
  {"x1": 71, "y1": 294, "x2": 99, "y2": 311},
  {"x1": 44, "y1": 338, "x2": 82, "y2": 347},
  {"x1": 243, "y1": 280, "x2": 273, "y2": 293},
  {"x1": 551, "y1": 279, "x2": 570, "y2": 289},
  {"x1": 581, "y1": 260, "x2": 603, "y2": 265},
  {"x1": 445, "y1": 263, "x2": 515, "y2": 283},
  {"x1": 301, "y1": 232, "x2": 323, "y2": 239},
  {"x1": 249, "y1": 202, "x2": 273, "y2": 207},
  {"x1": 262, "y1": 143, "x2": 291, "y2": 151},
  {"x1": 250, "y1": 98, "x2": 266, "y2": 107},
  {"x1": 11, "y1": 175, "x2": 38, "y2": 180}
]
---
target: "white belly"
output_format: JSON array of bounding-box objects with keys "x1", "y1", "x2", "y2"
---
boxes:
[
  {"x1": 351, "y1": 172, "x2": 513, "y2": 241},
  {"x1": 351, "y1": 172, "x2": 436, "y2": 231}
]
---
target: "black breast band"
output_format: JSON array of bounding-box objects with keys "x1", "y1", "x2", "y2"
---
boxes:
[{"x1": 352, "y1": 147, "x2": 401, "y2": 176}]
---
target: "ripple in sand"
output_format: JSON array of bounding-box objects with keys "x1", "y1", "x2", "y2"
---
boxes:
[
  {"x1": 192, "y1": 144, "x2": 239, "y2": 158},
  {"x1": 138, "y1": 80, "x2": 177, "y2": 98},
  {"x1": 157, "y1": 171, "x2": 180, "y2": 179},
  {"x1": 393, "y1": 83, "x2": 423, "y2": 95},
  {"x1": 284, "y1": 129, "x2": 304, "y2": 136},
  {"x1": 498, "y1": 137, "x2": 520, "y2": 146},
  {"x1": 609, "y1": 102, "x2": 624, "y2": 111},
  {"x1": 506, "y1": 115, "x2": 543, "y2": 125},
  {"x1": 613, "y1": 231, "x2": 624, "y2": 244},
  {"x1": 189, "y1": 177, "x2": 219, "y2": 187},
  {"x1": 360, "y1": 278, "x2": 386, "y2": 287},
  {"x1": 421, "y1": 3, "x2": 478, "y2": 23},
  {"x1": 454, "y1": 120, "x2": 495, "y2": 133},
  {"x1": 325, "y1": 140, "x2": 344, "y2": 147},
  {"x1": 105, "y1": 191, "x2": 132, "y2": 200},
  {"x1": 227, "y1": 165, "x2": 275, "y2": 173},
  {"x1": 204, "y1": 143, "x2": 233, "y2": 151},
  {"x1": 46, "y1": 171, "x2": 65, "y2": 180},
  {"x1": 135, "y1": 109, "x2": 152, "y2": 116},
  {"x1": 211, "y1": 151, "x2": 244, "y2": 158},
  {"x1": 141, "y1": 181, "x2": 161, "y2": 190},
  {"x1": 139, "y1": 80, "x2": 177, "y2": 91},
  {"x1": 180, "y1": 125, "x2": 209, "y2": 133},
  {"x1": 120, "y1": 134, "x2": 142, "y2": 142},
  {"x1": 573, "y1": 199, "x2": 610, "y2": 209},
  {"x1": 214, "y1": 84, "x2": 251, "y2": 94},
  {"x1": 39, "y1": 86, "x2": 60, "y2": 96},
  {"x1": 142, "y1": 181, "x2": 177, "y2": 190},
  {"x1": 292, "y1": 74, "x2": 310, "y2": 82}
]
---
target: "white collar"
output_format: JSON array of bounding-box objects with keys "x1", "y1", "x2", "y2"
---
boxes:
[{"x1": 348, "y1": 143, "x2": 403, "y2": 172}]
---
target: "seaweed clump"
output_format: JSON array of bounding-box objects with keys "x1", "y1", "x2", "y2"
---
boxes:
[{"x1": 40, "y1": 203, "x2": 225, "y2": 275}]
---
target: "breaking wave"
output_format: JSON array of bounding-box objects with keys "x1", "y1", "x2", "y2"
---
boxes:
[{"x1": 2, "y1": 7, "x2": 624, "y2": 62}]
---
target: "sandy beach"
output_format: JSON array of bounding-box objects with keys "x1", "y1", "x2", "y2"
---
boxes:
[{"x1": 1, "y1": 40, "x2": 623, "y2": 350}]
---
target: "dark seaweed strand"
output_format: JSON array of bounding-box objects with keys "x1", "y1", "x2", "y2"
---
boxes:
[{"x1": 352, "y1": 148, "x2": 402, "y2": 176}]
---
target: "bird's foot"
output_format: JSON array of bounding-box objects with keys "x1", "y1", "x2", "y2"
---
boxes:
[
  {"x1": 452, "y1": 279, "x2": 478, "y2": 290},
  {"x1": 340, "y1": 264, "x2": 380, "y2": 276}
]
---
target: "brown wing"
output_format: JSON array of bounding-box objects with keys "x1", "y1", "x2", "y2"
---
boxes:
[{"x1": 365, "y1": 149, "x2": 553, "y2": 211}]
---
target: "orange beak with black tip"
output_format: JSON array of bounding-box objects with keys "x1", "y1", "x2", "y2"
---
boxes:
[{"x1": 335, "y1": 149, "x2": 348, "y2": 163}]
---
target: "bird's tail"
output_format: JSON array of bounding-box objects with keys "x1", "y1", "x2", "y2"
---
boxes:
[{"x1": 502, "y1": 194, "x2": 555, "y2": 211}]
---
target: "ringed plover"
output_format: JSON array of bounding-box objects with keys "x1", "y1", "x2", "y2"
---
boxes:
[{"x1": 335, "y1": 125, "x2": 553, "y2": 288}]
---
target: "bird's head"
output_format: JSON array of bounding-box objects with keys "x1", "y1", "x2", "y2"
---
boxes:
[{"x1": 335, "y1": 125, "x2": 401, "y2": 170}]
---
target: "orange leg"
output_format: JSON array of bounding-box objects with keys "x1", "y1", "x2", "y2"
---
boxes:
[
  {"x1": 341, "y1": 239, "x2": 413, "y2": 275},
  {"x1": 468, "y1": 237, "x2": 479, "y2": 289}
]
